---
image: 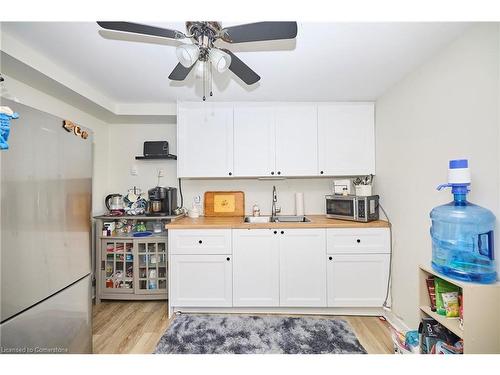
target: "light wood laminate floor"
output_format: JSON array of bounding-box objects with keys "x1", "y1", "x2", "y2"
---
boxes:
[{"x1": 93, "y1": 301, "x2": 394, "y2": 354}]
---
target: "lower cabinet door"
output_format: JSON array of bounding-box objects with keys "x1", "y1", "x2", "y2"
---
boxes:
[
  {"x1": 327, "y1": 253, "x2": 389, "y2": 307},
  {"x1": 170, "y1": 254, "x2": 232, "y2": 307},
  {"x1": 279, "y1": 229, "x2": 327, "y2": 307},
  {"x1": 232, "y1": 229, "x2": 280, "y2": 306}
]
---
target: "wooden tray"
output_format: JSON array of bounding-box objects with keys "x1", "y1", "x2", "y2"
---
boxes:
[{"x1": 204, "y1": 191, "x2": 245, "y2": 217}]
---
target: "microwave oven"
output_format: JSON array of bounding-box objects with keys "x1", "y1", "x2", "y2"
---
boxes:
[{"x1": 325, "y1": 194, "x2": 379, "y2": 222}]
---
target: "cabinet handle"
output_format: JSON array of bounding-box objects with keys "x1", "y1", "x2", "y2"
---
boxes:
[
  {"x1": 101, "y1": 260, "x2": 105, "y2": 270},
  {"x1": 277, "y1": 171, "x2": 281, "y2": 175},
  {"x1": 273, "y1": 230, "x2": 277, "y2": 234},
  {"x1": 329, "y1": 256, "x2": 333, "y2": 261},
  {"x1": 356, "y1": 239, "x2": 361, "y2": 243},
  {"x1": 226, "y1": 257, "x2": 230, "y2": 261},
  {"x1": 280, "y1": 230, "x2": 284, "y2": 235},
  {"x1": 320, "y1": 171, "x2": 324, "y2": 175},
  {"x1": 228, "y1": 172, "x2": 232, "y2": 176},
  {"x1": 198, "y1": 240, "x2": 203, "y2": 244},
  {"x1": 271, "y1": 171, "x2": 274, "y2": 175}
]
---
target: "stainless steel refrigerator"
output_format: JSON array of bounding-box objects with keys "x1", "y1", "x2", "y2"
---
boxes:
[{"x1": 0, "y1": 98, "x2": 92, "y2": 354}]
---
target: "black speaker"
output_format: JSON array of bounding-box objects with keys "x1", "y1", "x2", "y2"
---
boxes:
[{"x1": 143, "y1": 141, "x2": 168, "y2": 157}]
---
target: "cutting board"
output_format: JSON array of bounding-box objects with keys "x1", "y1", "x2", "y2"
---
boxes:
[{"x1": 204, "y1": 191, "x2": 245, "y2": 217}]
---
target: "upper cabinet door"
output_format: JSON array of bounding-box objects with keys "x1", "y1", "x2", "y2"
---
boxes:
[
  {"x1": 177, "y1": 103, "x2": 234, "y2": 178},
  {"x1": 275, "y1": 105, "x2": 318, "y2": 176},
  {"x1": 233, "y1": 104, "x2": 276, "y2": 177},
  {"x1": 318, "y1": 103, "x2": 375, "y2": 176}
]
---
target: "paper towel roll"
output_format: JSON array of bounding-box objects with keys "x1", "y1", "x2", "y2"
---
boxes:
[{"x1": 295, "y1": 192, "x2": 304, "y2": 216}]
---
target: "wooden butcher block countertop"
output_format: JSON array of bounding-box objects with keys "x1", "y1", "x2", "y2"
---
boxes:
[{"x1": 166, "y1": 215, "x2": 390, "y2": 229}]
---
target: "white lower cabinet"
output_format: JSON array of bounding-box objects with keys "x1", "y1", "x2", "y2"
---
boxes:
[
  {"x1": 170, "y1": 254, "x2": 232, "y2": 307},
  {"x1": 232, "y1": 229, "x2": 280, "y2": 306},
  {"x1": 279, "y1": 229, "x2": 327, "y2": 307},
  {"x1": 326, "y1": 253, "x2": 390, "y2": 307},
  {"x1": 169, "y1": 227, "x2": 390, "y2": 311}
]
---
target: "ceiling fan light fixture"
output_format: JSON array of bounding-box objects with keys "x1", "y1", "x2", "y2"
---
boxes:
[
  {"x1": 176, "y1": 44, "x2": 199, "y2": 68},
  {"x1": 209, "y1": 48, "x2": 232, "y2": 73}
]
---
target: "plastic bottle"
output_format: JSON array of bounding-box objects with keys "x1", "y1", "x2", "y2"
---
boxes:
[{"x1": 430, "y1": 159, "x2": 497, "y2": 283}]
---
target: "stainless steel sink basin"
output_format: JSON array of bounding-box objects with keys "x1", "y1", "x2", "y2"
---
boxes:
[
  {"x1": 273, "y1": 215, "x2": 311, "y2": 223},
  {"x1": 243, "y1": 215, "x2": 311, "y2": 223},
  {"x1": 244, "y1": 216, "x2": 273, "y2": 223}
]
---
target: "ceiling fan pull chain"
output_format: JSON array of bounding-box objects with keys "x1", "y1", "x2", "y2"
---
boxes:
[
  {"x1": 202, "y1": 61, "x2": 206, "y2": 101},
  {"x1": 210, "y1": 61, "x2": 213, "y2": 97}
]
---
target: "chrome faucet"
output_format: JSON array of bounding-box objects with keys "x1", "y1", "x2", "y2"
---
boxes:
[{"x1": 271, "y1": 185, "x2": 281, "y2": 219}]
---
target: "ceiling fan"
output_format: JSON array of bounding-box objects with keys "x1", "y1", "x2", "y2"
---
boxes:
[{"x1": 96, "y1": 21, "x2": 298, "y2": 99}]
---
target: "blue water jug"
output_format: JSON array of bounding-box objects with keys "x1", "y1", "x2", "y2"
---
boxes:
[{"x1": 430, "y1": 159, "x2": 497, "y2": 283}]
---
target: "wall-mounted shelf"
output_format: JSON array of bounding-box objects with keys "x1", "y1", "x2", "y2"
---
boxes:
[{"x1": 135, "y1": 154, "x2": 177, "y2": 160}]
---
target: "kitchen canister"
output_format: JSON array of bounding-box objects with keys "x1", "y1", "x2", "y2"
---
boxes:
[
  {"x1": 355, "y1": 185, "x2": 372, "y2": 196},
  {"x1": 295, "y1": 192, "x2": 304, "y2": 216}
]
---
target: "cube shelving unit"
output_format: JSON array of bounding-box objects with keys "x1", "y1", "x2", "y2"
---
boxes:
[{"x1": 419, "y1": 264, "x2": 500, "y2": 354}]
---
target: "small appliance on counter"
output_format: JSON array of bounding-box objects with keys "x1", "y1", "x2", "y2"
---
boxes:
[
  {"x1": 105, "y1": 193, "x2": 125, "y2": 215},
  {"x1": 326, "y1": 194, "x2": 379, "y2": 222},
  {"x1": 147, "y1": 186, "x2": 178, "y2": 216},
  {"x1": 333, "y1": 179, "x2": 352, "y2": 196}
]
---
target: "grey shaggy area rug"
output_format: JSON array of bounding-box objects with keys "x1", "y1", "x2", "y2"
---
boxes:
[{"x1": 154, "y1": 314, "x2": 367, "y2": 354}]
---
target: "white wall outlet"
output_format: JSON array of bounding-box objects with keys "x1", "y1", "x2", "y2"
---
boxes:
[
  {"x1": 157, "y1": 168, "x2": 165, "y2": 177},
  {"x1": 130, "y1": 165, "x2": 138, "y2": 176},
  {"x1": 194, "y1": 195, "x2": 201, "y2": 204}
]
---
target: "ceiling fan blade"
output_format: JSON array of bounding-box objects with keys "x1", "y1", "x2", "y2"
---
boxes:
[
  {"x1": 97, "y1": 22, "x2": 186, "y2": 40},
  {"x1": 221, "y1": 49, "x2": 260, "y2": 85},
  {"x1": 168, "y1": 62, "x2": 195, "y2": 81},
  {"x1": 221, "y1": 22, "x2": 297, "y2": 43}
]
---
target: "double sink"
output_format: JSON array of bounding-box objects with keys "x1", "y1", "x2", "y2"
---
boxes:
[{"x1": 244, "y1": 215, "x2": 311, "y2": 224}]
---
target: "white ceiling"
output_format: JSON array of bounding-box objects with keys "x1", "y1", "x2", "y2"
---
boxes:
[{"x1": 2, "y1": 22, "x2": 470, "y2": 106}]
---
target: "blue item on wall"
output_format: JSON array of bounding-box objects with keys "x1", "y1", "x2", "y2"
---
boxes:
[
  {"x1": 0, "y1": 111, "x2": 19, "y2": 150},
  {"x1": 430, "y1": 159, "x2": 497, "y2": 284}
]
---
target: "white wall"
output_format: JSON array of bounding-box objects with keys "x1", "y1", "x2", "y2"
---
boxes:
[
  {"x1": 1, "y1": 74, "x2": 109, "y2": 214},
  {"x1": 182, "y1": 178, "x2": 333, "y2": 216},
  {"x1": 106, "y1": 122, "x2": 334, "y2": 215},
  {"x1": 375, "y1": 24, "x2": 500, "y2": 328},
  {"x1": 106, "y1": 122, "x2": 177, "y2": 198}
]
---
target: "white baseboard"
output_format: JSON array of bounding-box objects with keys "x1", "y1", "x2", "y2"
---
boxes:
[
  {"x1": 383, "y1": 308, "x2": 411, "y2": 332},
  {"x1": 169, "y1": 306, "x2": 385, "y2": 318}
]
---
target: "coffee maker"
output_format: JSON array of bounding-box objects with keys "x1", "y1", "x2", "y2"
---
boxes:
[{"x1": 147, "y1": 186, "x2": 177, "y2": 216}]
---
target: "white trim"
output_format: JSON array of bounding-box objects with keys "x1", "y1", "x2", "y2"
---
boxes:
[
  {"x1": 114, "y1": 102, "x2": 177, "y2": 116},
  {"x1": 169, "y1": 306, "x2": 385, "y2": 319},
  {"x1": 1, "y1": 31, "x2": 178, "y2": 117},
  {"x1": 1, "y1": 30, "x2": 116, "y2": 112}
]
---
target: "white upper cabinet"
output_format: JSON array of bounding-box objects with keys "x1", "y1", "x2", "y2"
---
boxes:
[
  {"x1": 275, "y1": 104, "x2": 318, "y2": 176},
  {"x1": 177, "y1": 102, "x2": 234, "y2": 178},
  {"x1": 233, "y1": 104, "x2": 276, "y2": 177},
  {"x1": 318, "y1": 103, "x2": 375, "y2": 176},
  {"x1": 177, "y1": 102, "x2": 375, "y2": 178}
]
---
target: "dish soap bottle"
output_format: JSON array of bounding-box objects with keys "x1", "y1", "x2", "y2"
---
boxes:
[{"x1": 430, "y1": 159, "x2": 497, "y2": 283}]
